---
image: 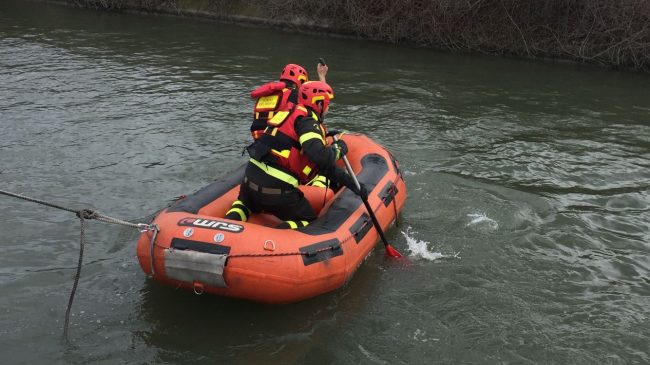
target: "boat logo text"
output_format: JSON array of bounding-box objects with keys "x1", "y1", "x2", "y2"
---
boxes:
[{"x1": 178, "y1": 218, "x2": 244, "y2": 233}]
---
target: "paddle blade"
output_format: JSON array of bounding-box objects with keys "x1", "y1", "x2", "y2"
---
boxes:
[{"x1": 384, "y1": 244, "x2": 403, "y2": 258}]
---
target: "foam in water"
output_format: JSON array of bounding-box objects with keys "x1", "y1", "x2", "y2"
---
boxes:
[
  {"x1": 412, "y1": 328, "x2": 440, "y2": 343},
  {"x1": 466, "y1": 212, "x2": 499, "y2": 230},
  {"x1": 401, "y1": 227, "x2": 459, "y2": 260}
]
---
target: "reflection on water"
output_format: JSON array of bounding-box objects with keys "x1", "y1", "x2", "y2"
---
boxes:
[
  {"x1": 1, "y1": 0, "x2": 649, "y2": 363},
  {"x1": 135, "y1": 263, "x2": 382, "y2": 364}
]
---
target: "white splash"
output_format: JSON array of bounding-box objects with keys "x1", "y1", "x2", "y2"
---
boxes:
[
  {"x1": 401, "y1": 227, "x2": 458, "y2": 260},
  {"x1": 466, "y1": 212, "x2": 499, "y2": 230}
]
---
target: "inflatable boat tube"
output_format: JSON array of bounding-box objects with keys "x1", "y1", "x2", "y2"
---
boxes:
[{"x1": 136, "y1": 133, "x2": 407, "y2": 303}]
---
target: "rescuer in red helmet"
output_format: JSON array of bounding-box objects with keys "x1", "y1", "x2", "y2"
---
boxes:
[
  {"x1": 248, "y1": 62, "x2": 328, "y2": 140},
  {"x1": 225, "y1": 81, "x2": 367, "y2": 229}
]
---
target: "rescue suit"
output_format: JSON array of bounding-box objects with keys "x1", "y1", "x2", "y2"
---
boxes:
[
  {"x1": 226, "y1": 105, "x2": 358, "y2": 229},
  {"x1": 249, "y1": 81, "x2": 297, "y2": 140}
]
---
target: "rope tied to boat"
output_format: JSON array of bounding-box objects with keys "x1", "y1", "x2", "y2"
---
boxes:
[
  {"x1": 0, "y1": 188, "x2": 156, "y2": 342},
  {"x1": 1, "y1": 189, "x2": 157, "y2": 231},
  {"x1": 226, "y1": 241, "x2": 344, "y2": 259},
  {"x1": 76, "y1": 208, "x2": 98, "y2": 220}
]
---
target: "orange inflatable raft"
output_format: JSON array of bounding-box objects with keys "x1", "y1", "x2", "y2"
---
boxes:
[{"x1": 136, "y1": 133, "x2": 407, "y2": 303}]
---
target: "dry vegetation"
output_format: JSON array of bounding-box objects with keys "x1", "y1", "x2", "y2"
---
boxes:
[{"x1": 67, "y1": 0, "x2": 650, "y2": 71}]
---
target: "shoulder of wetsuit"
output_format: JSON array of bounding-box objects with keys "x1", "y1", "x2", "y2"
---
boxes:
[
  {"x1": 293, "y1": 111, "x2": 315, "y2": 129},
  {"x1": 250, "y1": 81, "x2": 287, "y2": 98}
]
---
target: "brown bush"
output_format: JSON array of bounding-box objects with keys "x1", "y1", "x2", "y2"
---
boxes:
[{"x1": 67, "y1": 0, "x2": 650, "y2": 71}]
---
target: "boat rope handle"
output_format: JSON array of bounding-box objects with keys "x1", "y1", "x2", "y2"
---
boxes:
[
  {"x1": 0, "y1": 189, "x2": 157, "y2": 342},
  {"x1": 263, "y1": 240, "x2": 276, "y2": 251},
  {"x1": 224, "y1": 196, "x2": 390, "y2": 260},
  {"x1": 227, "y1": 219, "x2": 372, "y2": 259},
  {"x1": 227, "y1": 242, "x2": 343, "y2": 259}
]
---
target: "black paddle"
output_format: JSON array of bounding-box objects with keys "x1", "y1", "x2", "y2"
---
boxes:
[{"x1": 334, "y1": 135, "x2": 402, "y2": 258}]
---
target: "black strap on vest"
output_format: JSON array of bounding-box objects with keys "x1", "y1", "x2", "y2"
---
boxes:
[{"x1": 258, "y1": 130, "x2": 299, "y2": 151}]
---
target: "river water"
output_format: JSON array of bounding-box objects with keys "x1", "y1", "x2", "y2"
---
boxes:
[{"x1": 1, "y1": 1, "x2": 649, "y2": 364}]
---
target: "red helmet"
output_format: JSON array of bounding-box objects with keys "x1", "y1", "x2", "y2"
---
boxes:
[
  {"x1": 298, "y1": 81, "x2": 334, "y2": 116},
  {"x1": 280, "y1": 64, "x2": 308, "y2": 87}
]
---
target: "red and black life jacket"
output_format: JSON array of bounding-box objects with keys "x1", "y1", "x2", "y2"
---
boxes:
[
  {"x1": 249, "y1": 81, "x2": 297, "y2": 140},
  {"x1": 257, "y1": 105, "x2": 327, "y2": 185}
]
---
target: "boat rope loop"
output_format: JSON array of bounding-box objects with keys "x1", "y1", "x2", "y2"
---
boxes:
[
  {"x1": 227, "y1": 220, "x2": 369, "y2": 259},
  {"x1": 0, "y1": 189, "x2": 156, "y2": 342},
  {"x1": 224, "y1": 197, "x2": 389, "y2": 260}
]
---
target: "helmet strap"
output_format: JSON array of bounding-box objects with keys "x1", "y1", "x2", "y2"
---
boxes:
[{"x1": 316, "y1": 101, "x2": 325, "y2": 121}]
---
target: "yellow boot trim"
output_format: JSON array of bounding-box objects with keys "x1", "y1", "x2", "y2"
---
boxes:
[
  {"x1": 226, "y1": 208, "x2": 247, "y2": 222},
  {"x1": 232, "y1": 200, "x2": 251, "y2": 216},
  {"x1": 307, "y1": 175, "x2": 328, "y2": 187},
  {"x1": 286, "y1": 221, "x2": 298, "y2": 229}
]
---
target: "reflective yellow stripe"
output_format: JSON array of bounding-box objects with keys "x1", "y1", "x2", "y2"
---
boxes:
[
  {"x1": 270, "y1": 127, "x2": 278, "y2": 136},
  {"x1": 249, "y1": 158, "x2": 299, "y2": 187},
  {"x1": 271, "y1": 149, "x2": 290, "y2": 158},
  {"x1": 302, "y1": 166, "x2": 312, "y2": 176},
  {"x1": 233, "y1": 200, "x2": 251, "y2": 216},
  {"x1": 301, "y1": 221, "x2": 309, "y2": 226},
  {"x1": 311, "y1": 111, "x2": 319, "y2": 121},
  {"x1": 287, "y1": 221, "x2": 298, "y2": 229},
  {"x1": 268, "y1": 110, "x2": 290, "y2": 126},
  {"x1": 226, "y1": 208, "x2": 247, "y2": 222},
  {"x1": 299, "y1": 132, "x2": 324, "y2": 145},
  {"x1": 255, "y1": 112, "x2": 259, "y2": 119},
  {"x1": 307, "y1": 175, "x2": 328, "y2": 187}
]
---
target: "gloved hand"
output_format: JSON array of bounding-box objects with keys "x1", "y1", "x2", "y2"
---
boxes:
[
  {"x1": 331, "y1": 140, "x2": 348, "y2": 160},
  {"x1": 326, "y1": 129, "x2": 342, "y2": 137},
  {"x1": 354, "y1": 183, "x2": 369, "y2": 200},
  {"x1": 330, "y1": 167, "x2": 368, "y2": 200}
]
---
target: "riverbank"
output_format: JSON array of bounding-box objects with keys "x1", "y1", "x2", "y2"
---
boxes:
[{"x1": 41, "y1": 0, "x2": 650, "y2": 71}]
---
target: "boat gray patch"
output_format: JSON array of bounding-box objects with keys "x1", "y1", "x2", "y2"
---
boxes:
[
  {"x1": 379, "y1": 181, "x2": 398, "y2": 207},
  {"x1": 349, "y1": 213, "x2": 372, "y2": 244},
  {"x1": 299, "y1": 238, "x2": 343, "y2": 266},
  {"x1": 164, "y1": 249, "x2": 228, "y2": 288}
]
